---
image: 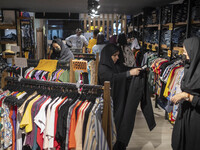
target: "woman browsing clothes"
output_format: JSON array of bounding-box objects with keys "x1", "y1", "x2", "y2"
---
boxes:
[
  {"x1": 51, "y1": 39, "x2": 74, "y2": 62},
  {"x1": 98, "y1": 43, "x2": 141, "y2": 86},
  {"x1": 171, "y1": 37, "x2": 200, "y2": 150}
]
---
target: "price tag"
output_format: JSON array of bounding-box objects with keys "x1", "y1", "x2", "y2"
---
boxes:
[
  {"x1": 178, "y1": 48, "x2": 183, "y2": 55},
  {"x1": 168, "y1": 50, "x2": 172, "y2": 57},
  {"x1": 152, "y1": 45, "x2": 156, "y2": 51},
  {"x1": 14, "y1": 57, "x2": 27, "y2": 67},
  {"x1": 169, "y1": 23, "x2": 173, "y2": 31},
  {"x1": 147, "y1": 43, "x2": 150, "y2": 49}
]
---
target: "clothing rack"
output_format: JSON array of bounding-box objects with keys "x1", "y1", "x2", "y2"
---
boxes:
[
  {"x1": 70, "y1": 53, "x2": 99, "y2": 85},
  {"x1": 3, "y1": 74, "x2": 112, "y2": 150}
]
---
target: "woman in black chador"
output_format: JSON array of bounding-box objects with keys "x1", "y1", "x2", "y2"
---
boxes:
[{"x1": 171, "y1": 37, "x2": 200, "y2": 150}]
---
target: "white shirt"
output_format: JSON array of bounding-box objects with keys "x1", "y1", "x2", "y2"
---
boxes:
[
  {"x1": 65, "y1": 34, "x2": 88, "y2": 49},
  {"x1": 131, "y1": 38, "x2": 140, "y2": 50}
]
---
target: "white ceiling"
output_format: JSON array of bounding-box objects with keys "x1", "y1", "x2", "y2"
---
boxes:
[{"x1": 0, "y1": 0, "x2": 177, "y2": 15}]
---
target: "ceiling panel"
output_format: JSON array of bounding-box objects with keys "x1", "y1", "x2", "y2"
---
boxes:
[{"x1": 0, "y1": 0, "x2": 177, "y2": 15}]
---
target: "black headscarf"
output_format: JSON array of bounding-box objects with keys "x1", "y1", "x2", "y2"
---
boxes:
[
  {"x1": 99, "y1": 43, "x2": 120, "y2": 73},
  {"x1": 181, "y1": 37, "x2": 200, "y2": 96},
  {"x1": 52, "y1": 39, "x2": 74, "y2": 61}
]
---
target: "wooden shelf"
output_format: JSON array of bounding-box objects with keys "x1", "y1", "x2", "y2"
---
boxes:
[
  {"x1": 175, "y1": 22, "x2": 187, "y2": 26},
  {"x1": 21, "y1": 21, "x2": 30, "y2": 25},
  {"x1": 0, "y1": 41, "x2": 17, "y2": 44},
  {"x1": 18, "y1": 17, "x2": 32, "y2": 20},
  {"x1": 162, "y1": 23, "x2": 171, "y2": 27},
  {"x1": 0, "y1": 25, "x2": 16, "y2": 29},
  {"x1": 146, "y1": 24, "x2": 158, "y2": 28},
  {"x1": 192, "y1": 20, "x2": 200, "y2": 24},
  {"x1": 139, "y1": 25, "x2": 143, "y2": 28},
  {"x1": 161, "y1": 44, "x2": 169, "y2": 49}
]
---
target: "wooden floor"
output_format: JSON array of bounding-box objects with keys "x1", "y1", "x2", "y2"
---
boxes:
[{"x1": 127, "y1": 102, "x2": 173, "y2": 150}]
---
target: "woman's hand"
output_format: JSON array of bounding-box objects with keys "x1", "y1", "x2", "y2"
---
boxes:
[
  {"x1": 129, "y1": 68, "x2": 142, "y2": 76},
  {"x1": 171, "y1": 92, "x2": 193, "y2": 104}
]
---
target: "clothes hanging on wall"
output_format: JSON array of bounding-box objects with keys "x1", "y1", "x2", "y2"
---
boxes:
[{"x1": 146, "y1": 54, "x2": 184, "y2": 124}]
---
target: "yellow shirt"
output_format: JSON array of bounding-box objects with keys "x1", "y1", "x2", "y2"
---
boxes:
[
  {"x1": 34, "y1": 59, "x2": 58, "y2": 73},
  {"x1": 20, "y1": 95, "x2": 41, "y2": 133},
  {"x1": 163, "y1": 71, "x2": 173, "y2": 98},
  {"x1": 88, "y1": 39, "x2": 97, "y2": 54}
]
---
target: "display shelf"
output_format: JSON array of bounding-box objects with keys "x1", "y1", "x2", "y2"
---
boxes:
[
  {"x1": 175, "y1": 22, "x2": 187, "y2": 26},
  {"x1": 139, "y1": 25, "x2": 143, "y2": 28},
  {"x1": 0, "y1": 41, "x2": 17, "y2": 44},
  {"x1": 161, "y1": 44, "x2": 169, "y2": 49},
  {"x1": 192, "y1": 20, "x2": 200, "y2": 24},
  {"x1": 146, "y1": 24, "x2": 158, "y2": 28},
  {"x1": 17, "y1": 17, "x2": 32, "y2": 20},
  {"x1": 21, "y1": 21, "x2": 30, "y2": 25},
  {"x1": 162, "y1": 23, "x2": 171, "y2": 27},
  {"x1": 0, "y1": 24, "x2": 16, "y2": 29}
]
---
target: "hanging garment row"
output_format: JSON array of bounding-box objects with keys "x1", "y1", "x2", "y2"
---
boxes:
[
  {"x1": 6, "y1": 58, "x2": 97, "y2": 85},
  {"x1": 145, "y1": 53, "x2": 184, "y2": 124},
  {"x1": 0, "y1": 77, "x2": 116, "y2": 150}
]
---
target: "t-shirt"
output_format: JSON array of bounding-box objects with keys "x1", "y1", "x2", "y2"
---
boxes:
[
  {"x1": 131, "y1": 38, "x2": 140, "y2": 50},
  {"x1": 92, "y1": 44, "x2": 106, "y2": 58},
  {"x1": 65, "y1": 34, "x2": 88, "y2": 49},
  {"x1": 88, "y1": 38, "x2": 97, "y2": 53}
]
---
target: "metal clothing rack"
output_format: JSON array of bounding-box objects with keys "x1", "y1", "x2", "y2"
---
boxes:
[{"x1": 3, "y1": 75, "x2": 113, "y2": 150}]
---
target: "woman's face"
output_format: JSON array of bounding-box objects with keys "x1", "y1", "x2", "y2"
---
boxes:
[
  {"x1": 53, "y1": 43, "x2": 61, "y2": 52},
  {"x1": 111, "y1": 51, "x2": 120, "y2": 64},
  {"x1": 183, "y1": 46, "x2": 190, "y2": 60}
]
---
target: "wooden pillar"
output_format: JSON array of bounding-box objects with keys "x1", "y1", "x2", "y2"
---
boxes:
[
  {"x1": 93, "y1": 17, "x2": 96, "y2": 28},
  {"x1": 17, "y1": 18, "x2": 22, "y2": 57},
  {"x1": 84, "y1": 13, "x2": 87, "y2": 32},
  {"x1": 70, "y1": 59, "x2": 75, "y2": 83},
  {"x1": 111, "y1": 14, "x2": 114, "y2": 35},
  {"x1": 107, "y1": 14, "x2": 110, "y2": 40},
  {"x1": 98, "y1": 16, "x2": 100, "y2": 29},
  {"x1": 124, "y1": 15, "x2": 127, "y2": 34},
  {"x1": 102, "y1": 81, "x2": 112, "y2": 150},
  {"x1": 121, "y1": 15, "x2": 123, "y2": 33},
  {"x1": 95, "y1": 53, "x2": 99, "y2": 85},
  {"x1": 1, "y1": 70, "x2": 8, "y2": 89},
  {"x1": 102, "y1": 14, "x2": 105, "y2": 34},
  {"x1": 89, "y1": 17, "x2": 91, "y2": 32},
  {"x1": 116, "y1": 14, "x2": 119, "y2": 35}
]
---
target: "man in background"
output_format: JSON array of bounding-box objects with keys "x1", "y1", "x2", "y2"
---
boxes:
[{"x1": 65, "y1": 28, "x2": 88, "y2": 50}]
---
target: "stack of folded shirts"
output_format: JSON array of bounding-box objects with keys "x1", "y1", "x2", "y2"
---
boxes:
[
  {"x1": 174, "y1": 0, "x2": 188, "y2": 23},
  {"x1": 162, "y1": 5, "x2": 171, "y2": 24}
]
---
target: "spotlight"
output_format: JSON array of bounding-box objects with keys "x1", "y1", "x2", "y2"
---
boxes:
[
  {"x1": 97, "y1": 5, "x2": 100, "y2": 9},
  {"x1": 92, "y1": 9, "x2": 95, "y2": 13},
  {"x1": 95, "y1": 11, "x2": 98, "y2": 14}
]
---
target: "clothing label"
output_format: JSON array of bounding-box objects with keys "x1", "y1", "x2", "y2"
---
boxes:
[
  {"x1": 14, "y1": 57, "x2": 27, "y2": 67},
  {"x1": 168, "y1": 50, "x2": 172, "y2": 57},
  {"x1": 11, "y1": 46, "x2": 20, "y2": 53},
  {"x1": 169, "y1": 23, "x2": 173, "y2": 31}
]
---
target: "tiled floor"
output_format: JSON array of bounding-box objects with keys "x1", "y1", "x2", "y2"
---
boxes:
[{"x1": 127, "y1": 103, "x2": 173, "y2": 150}]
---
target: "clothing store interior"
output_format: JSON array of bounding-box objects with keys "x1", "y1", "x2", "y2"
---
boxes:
[{"x1": 0, "y1": 0, "x2": 200, "y2": 149}]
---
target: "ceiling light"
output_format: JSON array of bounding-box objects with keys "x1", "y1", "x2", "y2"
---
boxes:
[
  {"x1": 95, "y1": 11, "x2": 98, "y2": 14},
  {"x1": 97, "y1": 5, "x2": 100, "y2": 9},
  {"x1": 92, "y1": 9, "x2": 95, "y2": 13}
]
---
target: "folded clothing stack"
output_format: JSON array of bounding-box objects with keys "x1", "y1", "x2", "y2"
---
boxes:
[
  {"x1": 174, "y1": 0, "x2": 188, "y2": 23},
  {"x1": 192, "y1": 0, "x2": 200, "y2": 21},
  {"x1": 1, "y1": 33, "x2": 17, "y2": 41},
  {"x1": 172, "y1": 26, "x2": 186, "y2": 47},
  {"x1": 162, "y1": 5, "x2": 171, "y2": 25}
]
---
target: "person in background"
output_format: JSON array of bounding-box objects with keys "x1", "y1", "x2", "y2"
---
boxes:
[
  {"x1": 53, "y1": 36, "x2": 58, "y2": 40},
  {"x1": 65, "y1": 28, "x2": 88, "y2": 49},
  {"x1": 51, "y1": 38, "x2": 74, "y2": 61},
  {"x1": 87, "y1": 28, "x2": 99, "y2": 54},
  {"x1": 92, "y1": 33, "x2": 106, "y2": 59},
  {"x1": 109, "y1": 35, "x2": 118, "y2": 44},
  {"x1": 98, "y1": 43, "x2": 141, "y2": 86},
  {"x1": 130, "y1": 32, "x2": 140, "y2": 53},
  {"x1": 117, "y1": 33, "x2": 136, "y2": 68},
  {"x1": 171, "y1": 37, "x2": 200, "y2": 150}
]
